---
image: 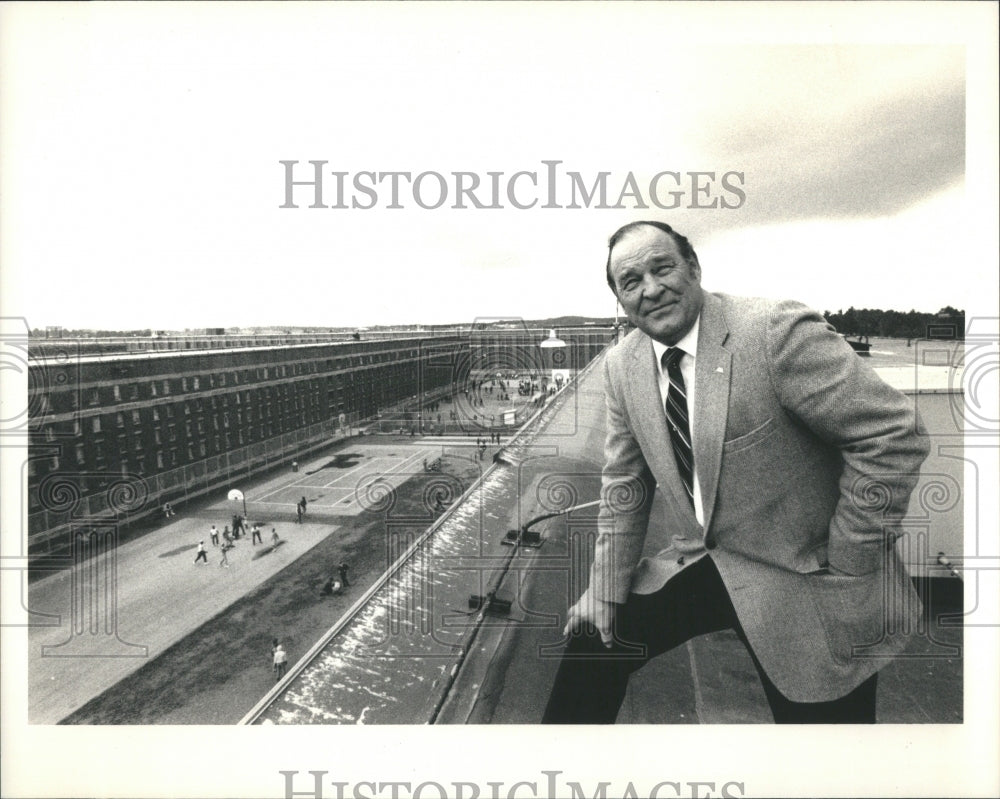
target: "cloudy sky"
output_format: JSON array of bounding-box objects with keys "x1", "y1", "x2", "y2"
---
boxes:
[{"x1": 1, "y1": 4, "x2": 993, "y2": 334}]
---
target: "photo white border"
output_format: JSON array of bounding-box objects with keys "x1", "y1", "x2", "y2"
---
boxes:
[{"x1": 2, "y1": 3, "x2": 997, "y2": 798}]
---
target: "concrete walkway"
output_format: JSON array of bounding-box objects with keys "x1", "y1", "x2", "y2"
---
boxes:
[{"x1": 28, "y1": 454, "x2": 346, "y2": 724}]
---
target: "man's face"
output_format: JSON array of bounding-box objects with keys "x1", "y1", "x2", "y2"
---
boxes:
[{"x1": 609, "y1": 226, "x2": 704, "y2": 345}]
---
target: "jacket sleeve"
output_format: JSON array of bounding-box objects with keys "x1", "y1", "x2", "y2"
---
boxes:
[
  {"x1": 588, "y1": 352, "x2": 658, "y2": 603},
  {"x1": 765, "y1": 301, "x2": 930, "y2": 576}
]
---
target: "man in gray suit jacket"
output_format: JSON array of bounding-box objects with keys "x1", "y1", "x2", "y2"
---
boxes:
[{"x1": 542, "y1": 221, "x2": 929, "y2": 723}]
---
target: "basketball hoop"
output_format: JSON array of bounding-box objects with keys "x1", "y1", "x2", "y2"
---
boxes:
[{"x1": 228, "y1": 488, "x2": 247, "y2": 516}]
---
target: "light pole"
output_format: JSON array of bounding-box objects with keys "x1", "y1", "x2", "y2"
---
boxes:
[{"x1": 539, "y1": 329, "x2": 568, "y2": 391}]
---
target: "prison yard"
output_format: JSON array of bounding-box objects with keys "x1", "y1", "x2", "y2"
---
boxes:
[
  {"x1": 24, "y1": 330, "x2": 967, "y2": 724},
  {"x1": 57, "y1": 441, "x2": 488, "y2": 724},
  {"x1": 28, "y1": 363, "x2": 560, "y2": 724}
]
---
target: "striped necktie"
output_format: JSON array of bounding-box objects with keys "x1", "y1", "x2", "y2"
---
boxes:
[{"x1": 662, "y1": 347, "x2": 695, "y2": 507}]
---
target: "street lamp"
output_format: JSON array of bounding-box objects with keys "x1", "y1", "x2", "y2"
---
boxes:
[{"x1": 539, "y1": 328, "x2": 569, "y2": 390}]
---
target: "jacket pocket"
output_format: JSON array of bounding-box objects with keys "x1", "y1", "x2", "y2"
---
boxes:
[
  {"x1": 808, "y1": 570, "x2": 887, "y2": 666},
  {"x1": 722, "y1": 417, "x2": 776, "y2": 454},
  {"x1": 794, "y1": 542, "x2": 829, "y2": 574}
]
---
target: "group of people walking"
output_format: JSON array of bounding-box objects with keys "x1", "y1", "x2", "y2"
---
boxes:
[{"x1": 473, "y1": 433, "x2": 503, "y2": 460}]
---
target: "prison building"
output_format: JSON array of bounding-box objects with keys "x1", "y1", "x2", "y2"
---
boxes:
[
  {"x1": 26, "y1": 334, "x2": 466, "y2": 554},
  {"x1": 27, "y1": 327, "x2": 616, "y2": 558}
]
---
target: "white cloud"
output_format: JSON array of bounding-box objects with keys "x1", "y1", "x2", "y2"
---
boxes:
[{"x1": 0, "y1": 6, "x2": 980, "y2": 330}]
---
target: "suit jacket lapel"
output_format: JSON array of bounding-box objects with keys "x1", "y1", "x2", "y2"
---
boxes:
[{"x1": 694, "y1": 293, "x2": 732, "y2": 534}]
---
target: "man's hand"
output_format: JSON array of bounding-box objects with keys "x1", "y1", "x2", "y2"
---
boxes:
[{"x1": 563, "y1": 589, "x2": 617, "y2": 648}]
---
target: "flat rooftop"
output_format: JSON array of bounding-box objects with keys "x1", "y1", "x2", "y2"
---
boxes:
[{"x1": 436, "y1": 346, "x2": 964, "y2": 724}]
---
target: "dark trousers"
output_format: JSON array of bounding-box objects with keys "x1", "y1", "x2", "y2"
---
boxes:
[{"x1": 542, "y1": 556, "x2": 878, "y2": 724}]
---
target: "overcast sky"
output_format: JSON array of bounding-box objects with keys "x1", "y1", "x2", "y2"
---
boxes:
[{"x1": 1, "y1": 5, "x2": 992, "y2": 332}]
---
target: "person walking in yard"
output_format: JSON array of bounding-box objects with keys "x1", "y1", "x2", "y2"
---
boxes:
[
  {"x1": 273, "y1": 644, "x2": 288, "y2": 681},
  {"x1": 300, "y1": 496, "x2": 308, "y2": 515},
  {"x1": 220, "y1": 542, "x2": 231, "y2": 568},
  {"x1": 194, "y1": 541, "x2": 208, "y2": 564},
  {"x1": 338, "y1": 562, "x2": 351, "y2": 587},
  {"x1": 296, "y1": 502, "x2": 303, "y2": 523},
  {"x1": 271, "y1": 528, "x2": 280, "y2": 546},
  {"x1": 209, "y1": 525, "x2": 219, "y2": 547},
  {"x1": 252, "y1": 524, "x2": 262, "y2": 545}
]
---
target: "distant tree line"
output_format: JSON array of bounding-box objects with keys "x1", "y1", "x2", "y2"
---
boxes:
[{"x1": 823, "y1": 306, "x2": 965, "y2": 340}]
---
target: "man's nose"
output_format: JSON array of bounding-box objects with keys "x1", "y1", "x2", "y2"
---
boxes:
[{"x1": 640, "y1": 272, "x2": 665, "y2": 299}]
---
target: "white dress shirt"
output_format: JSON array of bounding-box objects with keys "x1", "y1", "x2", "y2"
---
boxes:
[{"x1": 650, "y1": 315, "x2": 705, "y2": 527}]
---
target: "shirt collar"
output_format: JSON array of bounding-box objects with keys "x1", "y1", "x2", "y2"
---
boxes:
[{"x1": 651, "y1": 314, "x2": 700, "y2": 374}]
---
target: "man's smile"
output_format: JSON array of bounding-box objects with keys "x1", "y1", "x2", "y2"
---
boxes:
[{"x1": 644, "y1": 301, "x2": 678, "y2": 316}]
